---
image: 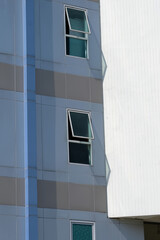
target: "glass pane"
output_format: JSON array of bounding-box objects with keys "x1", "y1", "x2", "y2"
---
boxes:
[
  {"x1": 69, "y1": 142, "x2": 91, "y2": 165},
  {"x1": 70, "y1": 112, "x2": 93, "y2": 139},
  {"x1": 73, "y1": 224, "x2": 92, "y2": 240},
  {"x1": 66, "y1": 37, "x2": 87, "y2": 58},
  {"x1": 67, "y1": 8, "x2": 89, "y2": 33}
]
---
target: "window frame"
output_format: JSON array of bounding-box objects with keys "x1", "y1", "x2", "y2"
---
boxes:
[
  {"x1": 70, "y1": 220, "x2": 95, "y2": 240},
  {"x1": 64, "y1": 5, "x2": 91, "y2": 59},
  {"x1": 67, "y1": 109, "x2": 94, "y2": 166}
]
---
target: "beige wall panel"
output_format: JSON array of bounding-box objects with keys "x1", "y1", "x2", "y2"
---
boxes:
[
  {"x1": 69, "y1": 183, "x2": 94, "y2": 212},
  {"x1": 36, "y1": 69, "x2": 103, "y2": 103},
  {"x1": 94, "y1": 185, "x2": 107, "y2": 213},
  {"x1": 0, "y1": 177, "x2": 25, "y2": 206},
  {"x1": 37, "y1": 180, "x2": 107, "y2": 213},
  {"x1": 0, "y1": 63, "x2": 23, "y2": 92},
  {"x1": 36, "y1": 69, "x2": 65, "y2": 98}
]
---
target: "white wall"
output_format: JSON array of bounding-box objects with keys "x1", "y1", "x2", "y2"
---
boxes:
[{"x1": 101, "y1": 0, "x2": 160, "y2": 217}]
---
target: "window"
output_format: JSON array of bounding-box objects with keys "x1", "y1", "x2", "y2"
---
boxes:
[
  {"x1": 67, "y1": 109, "x2": 94, "y2": 165},
  {"x1": 65, "y1": 6, "x2": 91, "y2": 58},
  {"x1": 71, "y1": 221, "x2": 95, "y2": 240}
]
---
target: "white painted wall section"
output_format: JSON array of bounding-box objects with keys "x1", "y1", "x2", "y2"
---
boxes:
[{"x1": 101, "y1": 0, "x2": 160, "y2": 217}]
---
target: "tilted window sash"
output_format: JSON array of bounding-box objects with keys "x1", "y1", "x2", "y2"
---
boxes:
[
  {"x1": 68, "y1": 110, "x2": 94, "y2": 140},
  {"x1": 65, "y1": 7, "x2": 91, "y2": 35},
  {"x1": 67, "y1": 109, "x2": 94, "y2": 165}
]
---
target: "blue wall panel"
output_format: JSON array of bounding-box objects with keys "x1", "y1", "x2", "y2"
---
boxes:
[
  {"x1": 35, "y1": 0, "x2": 102, "y2": 78},
  {"x1": 0, "y1": 0, "x2": 23, "y2": 56},
  {"x1": 0, "y1": 97, "x2": 24, "y2": 168},
  {"x1": 38, "y1": 210, "x2": 145, "y2": 240}
]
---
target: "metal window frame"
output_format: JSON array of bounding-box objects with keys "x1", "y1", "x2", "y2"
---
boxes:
[
  {"x1": 68, "y1": 109, "x2": 94, "y2": 140},
  {"x1": 70, "y1": 220, "x2": 95, "y2": 240},
  {"x1": 65, "y1": 6, "x2": 91, "y2": 34},
  {"x1": 66, "y1": 108, "x2": 93, "y2": 166},
  {"x1": 64, "y1": 5, "x2": 90, "y2": 59}
]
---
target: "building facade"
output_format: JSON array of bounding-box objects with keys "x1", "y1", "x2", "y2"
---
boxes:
[{"x1": 0, "y1": 0, "x2": 158, "y2": 239}]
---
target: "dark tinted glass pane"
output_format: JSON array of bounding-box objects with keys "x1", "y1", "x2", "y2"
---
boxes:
[
  {"x1": 69, "y1": 142, "x2": 91, "y2": 164},
  {"x1": 73, "y1": 224, "x2": 92, "y2": 240},
  {"x1": 66, "y1": 37, "x2": 87, "y2": 58},
  {"x1": 68, "y1": 116, "x2": 88, "y2": 142},
  {"x1": 70, "y1": 112, "x2": 93, "y2": 138},
  {"x1": 67, "y1": 8, "x2": 89, "y2": 33}
]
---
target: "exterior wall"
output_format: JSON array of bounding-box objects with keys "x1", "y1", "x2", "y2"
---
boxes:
[
  {"x1": 35, "y1": 0, "x2": 144, "y2": 239},
  {"x1": 0, "y1": 0, "x2": 26, "y2": 239},
  {"x1": 0, "y1": 0, "x2": 146, "y2": 240},
  {"x1": 35, "y1": 0, "x2": 109, "y2": 239},
  {"x1": 101, "y1": 0, "x2": 160, "y2": 218}
]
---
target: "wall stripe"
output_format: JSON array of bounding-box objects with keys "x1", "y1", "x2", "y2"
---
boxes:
[
  {"x1": 36, "y1": 69, "x2": 103, "y2": 104},
  {"x1": 37, "y1": 180, "x2": 107, "y2": 213},
  {"x1": 0, "y1": 177, "x2": 25, "y2": 206},
  {"x1": 0, "y1": 62, "x2": 23, "y2": 92}
]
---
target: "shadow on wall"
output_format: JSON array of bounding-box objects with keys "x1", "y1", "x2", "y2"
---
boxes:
[
  {"x1": 88, "y1": 20, "x2": 107, "y2": 81},
  {"x1": 88, "y1": 109, "x2": 111, "y2": 214},
  {"x1": 102, "y1": 52, "x2": 107, "y2": 80},
  {"x1": 105, "y1": 154, "x2": 111, "y2": 215}
]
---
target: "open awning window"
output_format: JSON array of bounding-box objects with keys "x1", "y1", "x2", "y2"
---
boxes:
[
  {"x1": 65, "y1": 7, "x2": 91, "y2": 34},
  {"x1": 68, "y1": 110, "x2": 94, "y2": 139}
]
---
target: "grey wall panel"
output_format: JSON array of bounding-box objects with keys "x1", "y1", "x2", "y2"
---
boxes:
[
  {"x1": 36, "y1": 69, "x2": 103, "y2": 103},
  {"x1": 89, "y1": 0, "x2": 99, "y2": 2},
  {"x1": 95, "y1": 219, "x2": 144, "y2": 240},
  {"x1": 36, "y1": 103, "x2": 43, "y2": 171},
  {"x1": 37, "y1": 180, "x2": 107, "y2": 213},
  {"x1": 38, "y1": 0, "x2": 65, "y2": 63},
  {"x1": 0, "y1": 215, "x2": 25, "y2": 240},
  {"x1": 0, "y1": 177, "x2": 25, "y2": 206},
  {"x1": 0, "y1": 63, "x2": 23, "y2": 92},
  {"x1": 43, "y1": 218, "x2": 69, "y2": 240},
  {"x1": 91, "y1": 111, "x2": 106, "y2": 176},
  {"x1": 119, "y1": 221, "x2": 145, "y2": 240},
  {"x1": 0, "y1": 206, "x2": 25, "y2": 240},
  {"x1": 88, "y1": 8, "x2": 102, "y2": 70},
  {"x1": 41, "y1": 104, "x2": 68, "y2": 172}
]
